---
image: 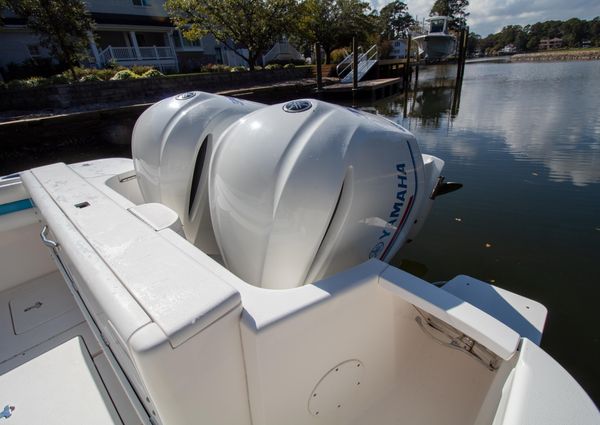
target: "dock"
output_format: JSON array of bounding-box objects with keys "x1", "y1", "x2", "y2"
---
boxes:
[
  {"x1": 314, "y1": 38, "x2": 417, "y2": 102},
  {"x1": 314, "y1": 28, "x2": 469, "y2": 103},
  {"x1": 320, "y1": 77, "x2": 403, "y2": 101}
]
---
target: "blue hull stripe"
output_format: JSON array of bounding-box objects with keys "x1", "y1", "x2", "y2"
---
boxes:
[{"x1": 0, "y1": 199, "x2": 33, "y2": 216}]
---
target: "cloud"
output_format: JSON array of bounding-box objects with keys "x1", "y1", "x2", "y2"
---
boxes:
[
  {"x1": 370, "y1": 0, "x2": 600, "y2": 36},
  {"x1": 439, "y1": 63, "x2": 600, "y2": 186},
  {"x1": 370, "y1": 62, "x2": 600, "y2": 187}
]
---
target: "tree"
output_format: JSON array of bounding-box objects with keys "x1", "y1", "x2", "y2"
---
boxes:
[
  {"x1": 477, "y1": 17, "x2": 600, "y2": 54},
  {"x1": 0, "y1": 0, "x2": 7, "y2": 25},
  {"x1": 560, "y1": 18, "x2": 588, "y2": 47},
  {"x1": 590, "y1": 17, "x2": 600, "y2": 46},
  {"x1": 297, "y1": 0, "x2": 340, "y2": 63},
  {"x1": 429, "y1": 0, "x2": 450, "y2": 17},
  {"x1": 296, "y1": 0, "x2": 374, "y2": 63},
  {"x1": 166, "y1": 0, "x2": 300, "y2": 71},
  {"x1": 8, "y1": 0, "x2": 94, "y2": 80},
  {"x1": 465, "y1": 32, "x2": 479, "y2": 56},
  {"x1": 430, "y1": 0, "x2": 469, "y2": 30},
  {"x1": 335, "y1": 0, "x2": 376, "y2": 47},
  {"x1": 379, "y1": 0, "x2": 414, "y2": 39}
]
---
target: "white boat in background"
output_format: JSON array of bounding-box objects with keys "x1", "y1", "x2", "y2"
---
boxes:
[
  {"x1": 0, "y1": 92, "x2": 598, "y2": 425},
  {"x1": 413, "y1": 16, "x2": 457, "y2": 60}
]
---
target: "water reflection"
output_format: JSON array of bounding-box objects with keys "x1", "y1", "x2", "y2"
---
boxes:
[
  {"x1": 410, "y1": 87, "x2": 454, "y2": 126},
  {"x1": 372, "y1": 61, "x2": 600, "y2": 187},
  {"x1": 458, "y1": 64, "x2": 600, "y2": 187}
]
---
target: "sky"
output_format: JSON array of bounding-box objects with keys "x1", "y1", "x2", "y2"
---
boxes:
[{"x1": 369, "y1": 0, "x2": 600, "y2": 36}]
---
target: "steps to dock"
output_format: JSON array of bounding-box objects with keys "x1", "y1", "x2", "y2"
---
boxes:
[{"x1": 337, "y1": 44, "x2": 378, "y2": 83}]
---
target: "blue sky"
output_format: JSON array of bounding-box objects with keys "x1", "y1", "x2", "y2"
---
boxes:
[{"x1": 369, "y1": 0, "x2": 600, "y2": 36}]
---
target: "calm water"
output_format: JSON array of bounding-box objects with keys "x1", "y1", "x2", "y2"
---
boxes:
[{"x1": 373, "y1": 61, "x2": 600, "y2": 403}]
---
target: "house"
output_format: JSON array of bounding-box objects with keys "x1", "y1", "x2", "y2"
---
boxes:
[
  {"x1": 499, "y1": 44, "x2": 517, "y2": 55},
  {"x1": 389, "y1": 39, "x2": 407, "y2": 59},
  {"x1": 538, "y1": 38, "x2": 563, "y2": 50},
  {"x1": 0, "y1": 0, "x2": 249, "y2": 74}
]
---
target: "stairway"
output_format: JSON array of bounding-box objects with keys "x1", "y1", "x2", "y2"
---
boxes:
[{"x1": 336, "y1": 45, "x2": 378, "y2": 84}]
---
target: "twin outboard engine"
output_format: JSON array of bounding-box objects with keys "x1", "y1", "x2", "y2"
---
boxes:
[{"x1": 132, "y1": 92, "x2": 445, "y2": 289}]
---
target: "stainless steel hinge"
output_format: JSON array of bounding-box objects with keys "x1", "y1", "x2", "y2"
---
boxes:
[{"x1": 415, "y1": 307, "x2": 500, "y2": 371}]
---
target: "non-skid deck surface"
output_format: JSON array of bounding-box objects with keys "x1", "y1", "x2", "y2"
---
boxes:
[
  {"x1": 0, "y1": 271, "x2": 85, "y2": 366},
  {"x1": 0, "y1": 337, "x2": 122, "y2": 424}
]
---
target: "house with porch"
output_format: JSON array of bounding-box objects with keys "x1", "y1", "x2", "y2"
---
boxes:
[
  {"x1": 0, "y1": 0, "x2": 249, "y2": 74},
  {"x1": 538, "y1": 38, "x2": 563, "y2": 50}
]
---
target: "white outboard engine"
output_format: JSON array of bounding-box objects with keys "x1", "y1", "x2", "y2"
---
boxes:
[
  {"x1": 210, "y1": 99, "x2": 445, "y2": 289},
  {"x1": 132, "y1": 91, "x2": 264, "y2": 254}
]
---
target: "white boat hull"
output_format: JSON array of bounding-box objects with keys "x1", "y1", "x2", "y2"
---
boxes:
[{"x1": 414, "y1": 33, "x2": 457, "y2": 60}]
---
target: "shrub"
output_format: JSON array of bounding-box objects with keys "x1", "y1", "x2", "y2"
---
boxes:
[
  {"x1": 265, "y1": 64, "x2": 282, "y2": 70},
  {"x1": 330, "y1": 48, "x2": 349, "y2": 64},
  {"x1": 202, "y1": 63, "x2": 232, "y2": 73},
  {"x1": 283, "y1": 63, "x2": 295, "y2": 69},
  {"x1": 130, "y1": 65, "x2": 156, "y2": 75},
  {"x1": 63, "y1": 67, "x2": 113, "y2": 81},
  {"x1": 48, "y1": 74, "x2": 70, "y2": 85},
  {"x1": 6, "y1": 76, "x2": 48, "y2": 89},
  {"x1": 94, "y1": 69, "x2": 118, "y2": 80},
  {"x1": 6, "y1": 79, "x2": 27, "y2": 89},
  {"x1": 79, "y1": 74, "x2": 103, "y2": 82},
  {"x1": 0, "y1": 81, "x2": 7, "y2": 90},
  {"x1": 141, "y1": 69, "x2": 165, "y2": 78},
  {"x1": 110, "y1": 70, "x2": 140, "y2": 80},
  {"x1": 104, "y1": 59, "x2": 120, "y2": 69},
  {"x1": 230, "y1": 66, "x2": 247, "y2": 72},
  {"x1": 265, "y1": 59, "x2": 305, "y2": 66}
]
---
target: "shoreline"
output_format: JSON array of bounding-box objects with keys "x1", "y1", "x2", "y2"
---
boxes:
[{"x1": 511, "y1": 48, "x2": 600, "y2": 62}]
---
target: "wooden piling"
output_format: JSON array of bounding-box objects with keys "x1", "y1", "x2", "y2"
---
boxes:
[
  {"x1": 414, "y1": 60, "x2": 419, "y2": 86},
  {"x1": 455, "y1": 27, "x2": 468, "y2": 84},
  {"x1": 352, "y1": 37, "x2": 358, "y2": 104},
  {"x1": 452, "y1": 27, "x2": 468, "y2": 116},
  {"x1": 315, "y1": 43, "x2": 323, "y2": 92},
  {"x1": 404, "y1": 35, "x2": 412, "y2": 92},
  {"x1": 462, "y1": 28, "x2": 469, "y2": 70}
]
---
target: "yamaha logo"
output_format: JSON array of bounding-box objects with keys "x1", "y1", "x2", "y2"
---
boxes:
[
  {"x1": 369, "y1": 242, "x2": 385, "y2": 259},
  {"x1": 175, "y1": 92, "x2": 196, "y2": 100},
  {"x1": 283, "y1": 100, "x2": 312, "y2": 113}
]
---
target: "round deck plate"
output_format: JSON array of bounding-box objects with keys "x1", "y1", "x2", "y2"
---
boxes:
[{"x1": 308, "y1": 360, "x2": 364, "y2": 417}]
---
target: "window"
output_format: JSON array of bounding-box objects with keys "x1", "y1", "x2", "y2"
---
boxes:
[
  {"x1": 173, "y1": 30, "x2": 202, "y2": 50},
  {"x1": 182, "y1": 37, "x2": 201, "y2": 48},
  {"x1": 430, "y1": 19, "x2": 445, "y2": 33},
  {"x1": 132, "y1": 0, "x2": 150, "y2": 6},
  {"x1": 215, "y1": 47, "x2": 223, "y2": 64},
  {"x1": 27, "y1": 45, "x2": 41, "y2": 57}
]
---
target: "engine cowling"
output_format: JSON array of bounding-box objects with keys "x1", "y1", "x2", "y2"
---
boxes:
[
  {"x1": 209, "y1": 99, "x2": 441, "y2": 289},
  {"x1": 132, "y1": 91, "x2": 264, "y2": 254}
]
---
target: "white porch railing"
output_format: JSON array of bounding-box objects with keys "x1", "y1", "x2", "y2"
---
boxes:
[{"x1": 98, "y1": 45, "x2": 178, "y2": 72}]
